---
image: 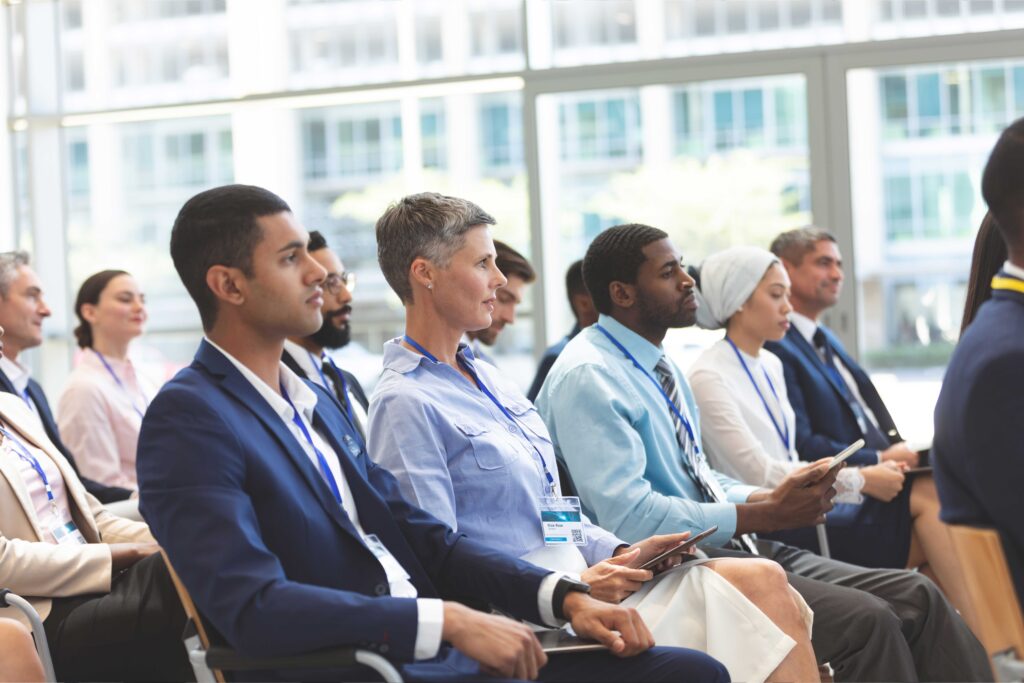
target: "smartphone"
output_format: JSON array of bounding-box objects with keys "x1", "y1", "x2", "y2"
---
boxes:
[
  {"x1": 639, "y1": 525, "x2": 719, "y2": 570},
  {"x1": 827, "y1": 439, "x2": 865, "y2": 472}
]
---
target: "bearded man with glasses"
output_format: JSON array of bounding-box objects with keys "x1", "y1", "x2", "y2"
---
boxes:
[{"x1": 282, "y1": 231, "x2": 369, "y2": 437}]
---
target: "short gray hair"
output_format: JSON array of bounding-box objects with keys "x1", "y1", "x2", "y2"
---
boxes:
[
  {"x1": 769, "y1": 226, "x2": 837, "y2": 266},
  {"x1": 376, "y1": 192, "x2": 496, "y2": 304},
  {"x1": 0, "y1": 251, "x2": 30, "y2": 298}
]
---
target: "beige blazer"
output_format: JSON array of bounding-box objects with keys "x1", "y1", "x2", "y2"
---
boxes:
[{"x1": 0, "y1": 392, "x2": 152, "y2": 627}]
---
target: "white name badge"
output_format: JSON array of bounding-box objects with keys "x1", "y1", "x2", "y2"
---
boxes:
[
  {"x1": 50, "y1": 508, "x2": 87, "y2": 546},
  {"x1": 540, "y1": 496, "x2": 587, "y2": 546},
  {"x1": 362, "y1": 533, "x2": 411, "y2": 585}
]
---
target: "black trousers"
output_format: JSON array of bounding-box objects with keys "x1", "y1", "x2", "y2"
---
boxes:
[
  {"x1": 43, "y1": 552, "x2": 192, "y2": 682},
  {"x1": 706, "y1": 540, "x2": 992, "y2": 683}
]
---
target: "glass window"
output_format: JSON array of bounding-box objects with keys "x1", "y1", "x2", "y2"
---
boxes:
[
  {"x1": 978, "y1": 67, "x2": 1007, "y2": 131},
  {"x1": 847, "y1": 58, "x2": 1024, "y2": 437},
  {"x1": 742, "y1": 89, "x2": 765, "y2": 143},
  {"x1": 538, "y1": 75, "x2": 809, "y2": 358},
  {"x1": 884, "y1": 175, "x2": 913, "y2": 240},
  {"x1": 915, "y1": 72, "x2": 941, "y2": 136},
  {"x1": 297, "y1": 92, "x2": 531, "y2": 385},
  {"x1": 881, "y1": 75, "x2": 909, "y2": 138},
  {"x1": 64, "y1": 116, "x2": 235, "y2": 356}
]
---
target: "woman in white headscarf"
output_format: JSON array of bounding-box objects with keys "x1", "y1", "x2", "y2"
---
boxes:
[{"x1": 687, "y1": 246, "x2": 975, "y2": 617}]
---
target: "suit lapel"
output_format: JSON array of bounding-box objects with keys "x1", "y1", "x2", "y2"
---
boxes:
[
  {"x1": 0, "y1": 369, "x2": 17, "y2": 396},
  {"x1": 786, "y1": 328, "x2": 856, "y2": 409},
  {"x1": 196, "y1": 342, "x2": 361, "y2": 542}
]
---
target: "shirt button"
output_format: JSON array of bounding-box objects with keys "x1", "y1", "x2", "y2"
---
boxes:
[
  {"x1": 374, "y1": 583, "x2": 388, "y2": 596},
  {"x1": 507, "y1": 424, "x2": 516, "y2": 433},
  {"x1": 379, "y1": 644, "x2": 390, "y2": 654}
]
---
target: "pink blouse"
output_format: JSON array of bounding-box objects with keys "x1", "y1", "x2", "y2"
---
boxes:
[{"x1": 57, "y1": 351, "x2": 154, "y2": 490}]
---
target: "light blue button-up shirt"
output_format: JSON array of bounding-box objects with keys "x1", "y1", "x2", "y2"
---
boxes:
[
  {"x1": 536, "y1": 314, "x2": 759, "y2": 547},
  {"x1": 368, "y1": 339, "x2": 623, "y2": 567}
]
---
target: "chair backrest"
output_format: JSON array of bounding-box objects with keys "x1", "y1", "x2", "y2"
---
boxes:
[
  {"x1": 947, "y1": 524, "x2": 1024, "y2": 659},
  {"x1": 556, "y1": 458, "x2": 578, "y2": 497},
  {"x1": 160, "y1": 550, "x2": 226, "y2": 683}
]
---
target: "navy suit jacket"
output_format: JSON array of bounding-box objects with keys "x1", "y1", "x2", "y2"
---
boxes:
[
  {"x1": 766, "y1": 325, "x2": 899, "y2": 467},
  {"x1": 0, "y1": 367, "x2": 132, "y2": 503},
  {"x1": 933, "y1": 273, "x2": 1024, "y2": 609},
  {"x1": 137, "y1": 340, "x2": 551, "y2": 666}
]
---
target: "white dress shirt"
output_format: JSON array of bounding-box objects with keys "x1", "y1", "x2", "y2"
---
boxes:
[
  {"x1": 1003, "y1": 260, "x2": 1024, "y2": 280},
  {"x1": 689, "y1": 339, "x2": 864, "y2": 500},
  {"x1": 205, "y1": 339, "x2": 445, "y2": 659}
]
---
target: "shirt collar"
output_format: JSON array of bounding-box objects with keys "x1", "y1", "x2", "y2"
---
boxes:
[
  {"x1": 382, "y1": 336, "x2": 476, "y2": 375},
  {"x1": 204, "y1": 337, "x2": 318, "y2": 423},
  {"x1": 789, "y1": 311, "x2": 818, "y2": 345},
  {"x1": 283, "y1": 339, "x2": 322, "y2": 380},
  {"x1": 0, "y1": 356, "x2": 31, "y2": 394},
  {"x1": 1003, "y1": 260, "x2": 1024, "y2": 281},
  {"x1": 82, "y1": 348, "x2": 136, "y2": 375},
  {"x1": 594, "y1": 314, "x2": 664, "y2": 372}
]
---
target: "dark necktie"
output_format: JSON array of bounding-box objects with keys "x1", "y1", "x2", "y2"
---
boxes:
[
  {"x1": 812, "y1": 329, "x2": 888, "y2": 449},
  {"x1": 320, "y1": 359, "x2": 364, "y2": 440},
  {"x1": 654, "y1": 356, "x2": 759, "y2": 555}
]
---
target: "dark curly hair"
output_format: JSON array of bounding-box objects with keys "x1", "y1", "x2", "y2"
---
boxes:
[
  {"x1": 73, "y1": 269, "x2": 130, "y2": 348},
  {"x1": 582, "y1": 223, "x2": 668, "y2": 314}
]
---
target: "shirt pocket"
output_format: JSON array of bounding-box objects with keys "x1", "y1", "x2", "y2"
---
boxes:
[
  {"x1": 454, "y1": 420, "x2": 515, "y2": 471},
  {"x1": 503, "y1": 400, "x2": 554, "y2": 446}
]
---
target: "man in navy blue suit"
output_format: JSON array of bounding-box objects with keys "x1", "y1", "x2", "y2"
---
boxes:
[
  {"x1": 136, "y1": 184, "x2": 728, "y2": 682},
  {"x1": 934, "y1": 117, "x2": 1024, "y2": 610},
  {"x1": 765, "y1": 228, "x2": 919, "y2": 470}
]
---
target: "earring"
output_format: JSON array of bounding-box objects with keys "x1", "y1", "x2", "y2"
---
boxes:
[{"x1": 427, "y1": 283, "x2": 433, "y2": 290}]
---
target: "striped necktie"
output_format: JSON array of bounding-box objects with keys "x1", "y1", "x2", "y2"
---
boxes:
[{"x1": 654, "y1": 356, "x2": 759, "y2": 555}]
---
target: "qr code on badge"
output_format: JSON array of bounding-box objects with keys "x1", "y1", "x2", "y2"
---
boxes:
[{"x1": 571, "y1": 529, "x2": 584, "y2": 544}]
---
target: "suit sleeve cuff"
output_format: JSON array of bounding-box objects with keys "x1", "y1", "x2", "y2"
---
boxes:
[
  {"x1": 414, "y1": 598, "x2": 445, "y2": 660},
  {"x1": 538, "y1": 571, "x2": 578, "y2": 628}
]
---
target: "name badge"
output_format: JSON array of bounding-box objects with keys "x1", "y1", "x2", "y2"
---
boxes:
[
  {"x1": 540, "y1": 496, "x2": 587, "y2": 546},
  {"x1": 362, "y1": 533, "x2": 411, "y2": 585},
  {"x1": 50, "y1": 508, "x2": 87, "y2": 546},
  {"x1": 342, "y1": 433, "x2": 362, "y2": 458}
]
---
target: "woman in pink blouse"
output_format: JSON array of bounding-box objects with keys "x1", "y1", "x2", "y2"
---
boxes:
[{"x1": 57, "y1": 270, "x2": 152, "y2": 490}]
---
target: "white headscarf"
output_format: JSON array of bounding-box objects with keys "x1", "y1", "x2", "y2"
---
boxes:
[{"x1": 695, "y1": 246, "x2": 780, "y2": 330}]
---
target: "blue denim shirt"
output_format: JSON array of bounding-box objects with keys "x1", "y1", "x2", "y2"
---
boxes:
[
  {"x1": 368, "y1": 338, "x2": 623, "y2": 567},
  {"x1": 536, "y1": 315, "x2": 758, "y2": 546}
]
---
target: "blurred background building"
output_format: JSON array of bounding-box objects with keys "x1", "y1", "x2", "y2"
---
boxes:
[{"x1": 4, "y1": 0, "x2": 1024, "y2": 442}]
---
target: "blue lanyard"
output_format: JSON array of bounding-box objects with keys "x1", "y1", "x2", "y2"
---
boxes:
[
  {"x1": 724, "y1": 337, "x2": 791, "y2": 451},
  {"x1": 92, "y1": 350, "x2": 146, "y2": 420},
  {"x1": 403, "y1": 335, "x2": 557, "y2": 495},
  {"x1": 593, "y1": 324, "x2": 701, "y2": 455},
  {"x1": 280, "y1": 384, "x2": 344, "y2": 507},
  {"x1": 1, "y1": 426, "x2": 59, "y2": 511},
  {"x1": 19, "y1": 387, "x2": 32, "y2": 410},
  {"x1": 307, "y1": 350, "x2": 356, "y2": 424}
]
